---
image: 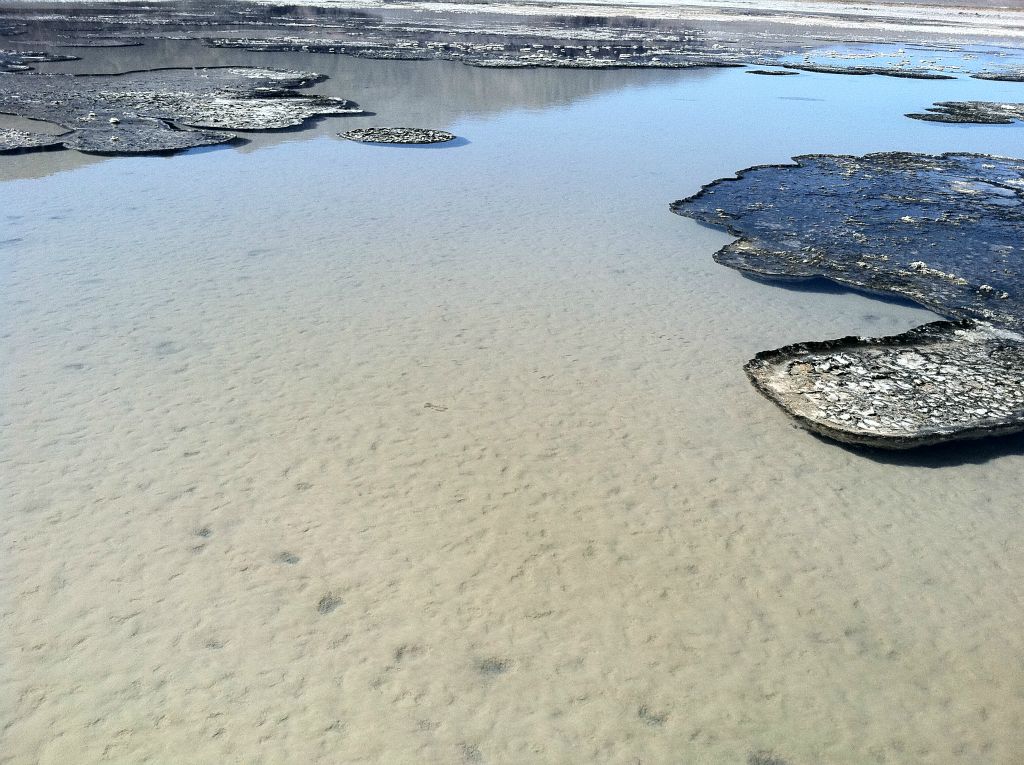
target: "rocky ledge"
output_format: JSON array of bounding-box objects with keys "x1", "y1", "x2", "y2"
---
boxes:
[
  {"x1": 746, "y1": 321, "x2": 1024, "y2": 449},
  {"x1": 672, "y1": 152, "x2": 1024, "y2": 448},
  {"x1": 341, "y1": 127, "x2": 455, "y2": 144},
  {"x1": 907, "y1": 101, "x2": 1024, "y2": 125},
  {"x1": 0, "y1": 66, "x2": 364, "y2": 155}
]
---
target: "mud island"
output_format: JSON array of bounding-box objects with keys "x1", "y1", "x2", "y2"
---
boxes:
[
  {"x1": 672, "y1": 151, "x2": 1024, "y2": 448},
  {"x1": 0, "y1": 66, "x2": 363, "y2": 154}
]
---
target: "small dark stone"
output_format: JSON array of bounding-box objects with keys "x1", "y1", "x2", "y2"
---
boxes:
[
  {"x1": 475, "y1": 657, "x2": 513, "y2": 675},
  {"x1": 317, "y1": 593, "x2": 342, "y2": 614},
  {"x1": 748, "y1": 751, "x2": 790, "y2": 765},
  {"x1": 637, "y1": 704, "x2": 668, "y2": 726},
  {"x1": 278, "y1": 551, "x2": 300, "y2": 565}
]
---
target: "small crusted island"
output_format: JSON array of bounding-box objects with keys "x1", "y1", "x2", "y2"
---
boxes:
[
  {"x1": 342, "y1": 127, "x2": 456, "y2": 144},
  {"x1": 746, "y1": 321, "x2": 1024, "y2": 449}
]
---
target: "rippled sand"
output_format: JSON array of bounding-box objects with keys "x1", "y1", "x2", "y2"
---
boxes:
[{"x1": 2, "y1": 44, "x2": 1023, "y2": 764}]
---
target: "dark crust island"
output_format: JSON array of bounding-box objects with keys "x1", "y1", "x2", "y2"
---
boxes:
[
  {"x1": 671, "y1": 152, "x2": 1024, "y2": 330},
  {"x1": 746, "y1": 320, "x2": 1024, "y2": 449},
  {"x1": 907, "y1": 101, "x2": 1024, "y2": 125},
  {"x1": 672, "y1": 152, "x2": 1024, "y2": 449}
]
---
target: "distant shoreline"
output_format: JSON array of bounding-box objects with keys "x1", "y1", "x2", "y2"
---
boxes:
[{"x1": 8, "y1": 0, "x2": 1024, "y2": 41}]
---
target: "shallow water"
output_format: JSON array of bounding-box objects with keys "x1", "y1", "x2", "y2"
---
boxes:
[{"x1": 2, "y1": 40, "x2": 1024, "y2": 764}]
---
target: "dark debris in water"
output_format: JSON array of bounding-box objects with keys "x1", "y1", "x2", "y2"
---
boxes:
[
  {"x1": 0, "y1": 66, "x2": 364, "y2": 155},
  {"x1": 907, "y1": 101, "x2": 1024, "y2": 125},
  {"x1": 672, "y1": 152, "x2": 1024, "y2": 449}
]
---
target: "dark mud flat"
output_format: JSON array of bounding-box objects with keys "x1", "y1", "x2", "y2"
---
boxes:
[
  {"x1": 673, "y1": 152, "x2": 1024, "y2": 448},
  {"x1": 908, "y1": 101, "x2": 1024, "y2": 124},
  {"x1": 0, "y1": 66, "x2": 363, "y2": 155}
]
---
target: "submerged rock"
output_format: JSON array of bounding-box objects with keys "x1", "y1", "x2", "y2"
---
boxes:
[
  {"x1": 907, "y1": 101, "x2": 1024, "y2": 125},
  {"x1": 672, "y1": 152, "x2": 1024, "y2": 448},
  {"x1": 342, "y1": 127, "x2": 455, "y2": 144},
  {"x1": 746, "y1": 321, "x2": 1024, "y2": 449},
  {"x1": 0, "y1": 66, "x2": 364, "y2": 155}
]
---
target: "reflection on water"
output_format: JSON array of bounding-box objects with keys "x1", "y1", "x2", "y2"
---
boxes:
[
  {"x1": 2, "y1": 41, "x2": 1023, "y2": 764},
  {"x1": 1, "y1": 38, "x2": 704, "y2": 181}
]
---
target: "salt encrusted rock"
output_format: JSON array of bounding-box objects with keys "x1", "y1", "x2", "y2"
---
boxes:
[
  {"x1": 341, "y1": 127, "x2": 455, "y2": 144},
  {"x1": 671, "y1": 152, "x2": 1024, "y2": 330},
  {"x1": 746, "y1": 321, "x2": 1024, "y2": 449},
  {"x1": 907, "y1": 101, "x2": 1024, "y2": 125},
  {"x1": 672, "y1": 152, "x2": 1024, "y2": 448},
  {"x1": 0, "y1": 66, "x2": 364, "y2": 155}
]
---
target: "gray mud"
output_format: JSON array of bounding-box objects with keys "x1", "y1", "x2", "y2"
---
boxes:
[
  {"x1": 0, "y1": 66, "x2": 363, "y2": 155},
  {"x1": 672, "y1": 152, "x2": 1024, "y2": 448}
]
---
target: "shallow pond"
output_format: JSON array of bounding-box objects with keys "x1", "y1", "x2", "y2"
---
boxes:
[{"x1": 2, "y1": 38, "x2": 1023, "y2": 764}]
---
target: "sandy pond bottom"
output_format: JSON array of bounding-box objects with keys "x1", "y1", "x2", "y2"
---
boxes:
[{"x1": 2, "y1": 43, "x2": 1023, "y2": 764}]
